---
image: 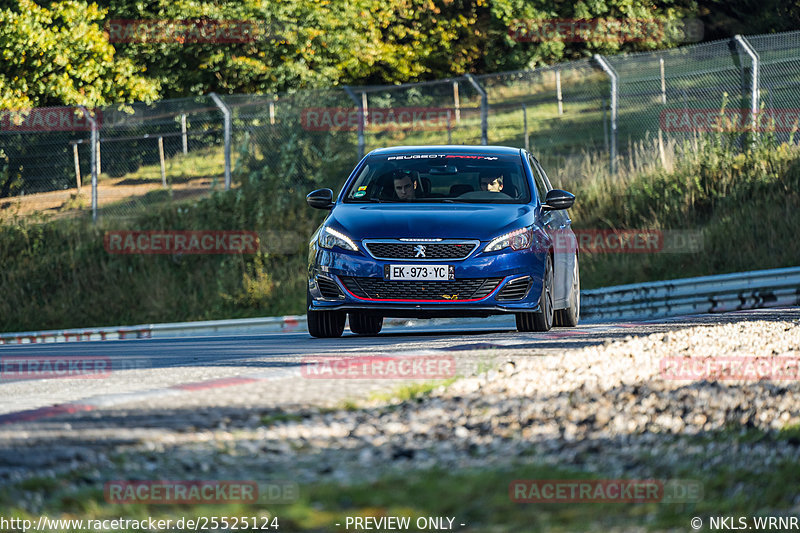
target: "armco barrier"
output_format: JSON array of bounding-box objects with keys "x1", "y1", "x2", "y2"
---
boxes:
[
  {"x1": 0, "y1": 327, "x2": 153, "y2": 344},
  {"x1": 1, "y1": 267, "x2": 798, "y2": 343},
  {"x1": 581, "y1": 266, "x2": 800, "y2": 321},
  {"x1": 0, "y1": 316, "x2": 305, "y2": 344}
]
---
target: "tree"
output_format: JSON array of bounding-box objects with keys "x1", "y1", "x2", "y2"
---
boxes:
[{"x1": 0, "y1": 0, "x2": 159, "y2": 109}]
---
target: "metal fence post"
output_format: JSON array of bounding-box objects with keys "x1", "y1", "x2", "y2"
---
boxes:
[
  {"x1": 522, "y1": 103, "x2": 529, "y2": 152},
  {"x1": 269, "y1": 97, "x2": 276, "y2": 125},
  {"x1": 447, "y1": 110, "x2": 453, "y2": 144},
  {"x1": 72, "y1": 143, "x2": 81, "y2": 191},
  {"x1": 556, "y1": 69, "x2": 564, "y2": 115},
  {"x1": 181, "y1": 114, "x2": 188, "y2": 154},
  {"x1": 453, "y1": 81, "x2": 461, "y2": 122},
  {"x1": 79, "y1": 106, "x2": 99, "y2": 223},
  {"x1": 343, "y1": 86, "x2": 365, "y2": 159},
  {"x1": 158, "y1": 136, "x2": 167, "y2": 187},
  {"x1": 209, "y1": 93, "x2": 232, "y2": 190},
  {"x1": 602, "y1": 97, "x2": 608, "y2": 153},
  {"x1": 734, "y1": 35, "x2": 760, "y2": 143},
  {"x1": 464, "y1": 74, "x2": 488, "y2": 145},
  {"x1": 594, "y1": 55, "x2": 618, "y2": 174}
]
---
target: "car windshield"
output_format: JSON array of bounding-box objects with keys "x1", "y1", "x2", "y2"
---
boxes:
[{"x1": 343, "y1": 152, "x2": 531, "y2": 204}]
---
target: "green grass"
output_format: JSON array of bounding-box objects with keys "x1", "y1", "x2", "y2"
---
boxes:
[
  {"x1": 367, "y1": 378, "x2": 458, "y2": 404},
  {"x1": 260, "y1": 412, "x2": 305, "y2": 426},
  {"x1": 4, "y1": 407, "x2": 800, "y2": 532},
  {"x1": 98, "y1": 144, "x2": 225, "y2": 185},
  {"x1": 1, "y1": 100, "x2": 799, "y2": 332},
  {"x1": 4, "y1": 449, "x2": 800, "y2": 532}
]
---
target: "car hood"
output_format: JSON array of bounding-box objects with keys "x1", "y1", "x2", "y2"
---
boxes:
[{"x1": 328, "y1": 203, "x2": 534, "y2": 241}]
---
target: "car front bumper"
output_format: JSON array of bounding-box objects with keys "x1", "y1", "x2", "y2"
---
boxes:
[{"x1": 308, "y1": 244, "x2": 546, "y2": 318}]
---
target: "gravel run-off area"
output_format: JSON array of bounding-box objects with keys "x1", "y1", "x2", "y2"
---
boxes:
[{"x1": 3, "y1": 311, "x2": 800, "y2": 523}]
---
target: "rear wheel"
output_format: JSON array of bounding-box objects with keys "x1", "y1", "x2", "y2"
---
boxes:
[
  {"x1": 516, "y1": 254, "x2": 553, "y2": 332},
  {"x1": 307, "y1": 290, "x2": 346, "y2": 338},
  {"x1": 348, "y1": 312, "x2": 383, "y2": 335},
  {"x1": 554, "y1": 253, "x2": 580, "y2": 327}
]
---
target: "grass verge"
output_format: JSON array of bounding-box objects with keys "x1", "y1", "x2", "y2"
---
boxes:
[
  {"x1": 0, "y1": 123, "x2": 798, "y2": 332},
  {"x1": 2, "y1": 450, "x2": 799, "y2": 532}
]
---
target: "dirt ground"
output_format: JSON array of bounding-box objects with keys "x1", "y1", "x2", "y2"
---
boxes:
[{"x1": 0, "y1": 176, "x2": 216, "y2": 221}]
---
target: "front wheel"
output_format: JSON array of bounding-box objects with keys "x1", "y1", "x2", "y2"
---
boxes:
[
  {"x1": 307, "y1": 290, "x2": 346, "y2": 338},
  {"x1": 516, "y1": 254, "x2": 554, "y2": 332},
  {"x1": 349, "y1": 313, "x2": 383, "y2": 335}
]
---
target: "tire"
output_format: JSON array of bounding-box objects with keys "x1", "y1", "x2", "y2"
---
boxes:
[
  {"x1": 307, "y1": 290, "x2": 346, "y2": 338},
  {"x1": 515, "y1": 254, "x2": 554, "y2": 332},
  {"x1": 348, "y1": 312, "x2": 383, "y2": 335},
  {"x1": 554, "y1": 253, "x2": 580, "y2": 327}
]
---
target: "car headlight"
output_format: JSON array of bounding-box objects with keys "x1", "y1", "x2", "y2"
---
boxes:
[
  {"x1": 484, "y1": 226, "x2": 534, "y2": 252},
  {"x1": 319, "y1": 226, "x2": 358, "y2": 251}
]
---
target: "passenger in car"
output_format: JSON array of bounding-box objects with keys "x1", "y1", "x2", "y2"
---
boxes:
[{"x1": 480, "y1": 174, "x2": 504, "y2": 192}]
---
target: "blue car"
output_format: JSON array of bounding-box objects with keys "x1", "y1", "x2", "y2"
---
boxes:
[{"x1": 305, "y1": 145, "x2": 580, "y2": 337}]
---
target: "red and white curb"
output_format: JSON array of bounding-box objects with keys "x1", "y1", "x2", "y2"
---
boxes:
[
  {"x1": 0, "y1": 367, "x2": 302, "y2": 426},
  {"x1": 0, "y1": 315, "x2": 709, "y2": 427},
  {"x1": 0, "y1": 328, "x2": 619, "y2": 427}
]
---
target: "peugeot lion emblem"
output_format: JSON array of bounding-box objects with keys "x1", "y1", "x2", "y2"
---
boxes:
[{"x1": 413, "y1": 245, "x2": 426, "y2": 258}]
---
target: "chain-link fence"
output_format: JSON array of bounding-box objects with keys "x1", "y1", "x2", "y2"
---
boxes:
[{"x1": 2, "y1": 30, "x2": 798, "y2": 222}]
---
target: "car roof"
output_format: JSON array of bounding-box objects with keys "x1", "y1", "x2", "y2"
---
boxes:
[{"x1": 367, "y1": 145, "x2": 523, "y2": 156}]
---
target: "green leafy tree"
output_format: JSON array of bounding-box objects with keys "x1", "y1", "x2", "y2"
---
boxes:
[
  {"x1": 95, "y1": 0, "x2": 471, "y2": 95},
  {"x1": 0, "y1": 0, "x2": 159, "y2": 109}
]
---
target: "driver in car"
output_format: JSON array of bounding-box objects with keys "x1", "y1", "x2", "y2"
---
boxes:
[
  {"x1": 394, "y1": 174, "x2": 418, "y2": 200},
  {"x1": 480, "y1": 173, "x2": 504, "y2": 192}
]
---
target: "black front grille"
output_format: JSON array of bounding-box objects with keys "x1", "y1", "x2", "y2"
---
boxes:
[
  {"x1": 340, "y1": 277, "x2": 502, "y2": 301},
  {"x1": 317, "y1": 276, "x2": 344, "y2": 298},
  {"x1": 365, "y1": 242, "x2": 476, "y2": 260},
  {"x1": 496, "y1": 276, "x2": 532, "y2": 301}
]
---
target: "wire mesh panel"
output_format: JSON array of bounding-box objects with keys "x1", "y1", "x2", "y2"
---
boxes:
[
  {"x1": 747, "y1": 31, "x2": 800, "y2": 145},
  {"x1": 3, "y1": 29, "x2": 800, "y2": 224},
  {"x1": 606, "y1": 38, "x2": 753, "y2": 158},
  {"x1": 348, "y1": 79, "x2": 485, "y2": 150},
  {"x1": 221, "y1": 90, "x2": 361, "y2": 200},
  {"x1": 94, "y1": 97, "x2": 226, "y2": 219},
  {"x1": 478, "y1": 59, "x2": 610, "y2": 172},
  {"x1": 0, "y1": 106, "x2": 94, "y2": 220}
]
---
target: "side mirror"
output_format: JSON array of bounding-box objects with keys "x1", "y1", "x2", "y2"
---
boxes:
[
  {"x1": 306, "y1": 188, "x2": 335, "y2": 209},
  {"x1": 543, "y1": 189, "x2": 575, "y2": 210}
]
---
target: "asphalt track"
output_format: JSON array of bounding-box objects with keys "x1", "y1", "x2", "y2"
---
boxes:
[{"x1": 1, "y1": 311, "x2": 784, "y2": 421}]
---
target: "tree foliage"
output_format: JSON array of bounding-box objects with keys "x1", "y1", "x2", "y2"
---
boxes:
[
  {"x1": 0, "y1": 0, "x2": 159, "y2": 108},
  {"x1": 2, "y1": 0, "x2": 797, "y2": 107}
]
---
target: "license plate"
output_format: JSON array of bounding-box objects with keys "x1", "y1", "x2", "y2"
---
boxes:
[{"x1": 385, "y1": 264, "x2": 454, "y2": 281}]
